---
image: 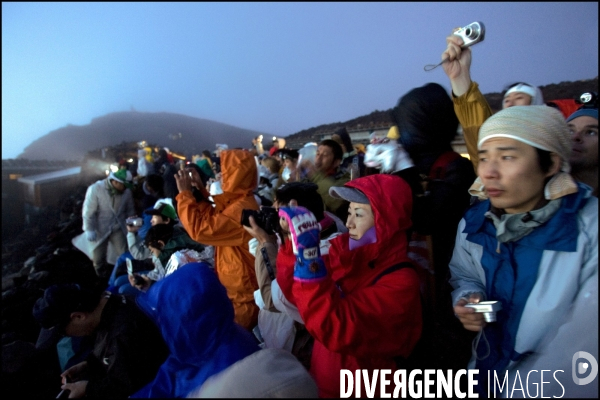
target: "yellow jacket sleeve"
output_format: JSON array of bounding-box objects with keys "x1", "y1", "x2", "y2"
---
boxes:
[{"x1": 453, "y1": 81, "x2": 493, "y2": 172}]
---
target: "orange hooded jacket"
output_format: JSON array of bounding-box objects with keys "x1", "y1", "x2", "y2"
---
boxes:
[{"x1": 177, "y1": 149, "x2": 260, "y2": 330}]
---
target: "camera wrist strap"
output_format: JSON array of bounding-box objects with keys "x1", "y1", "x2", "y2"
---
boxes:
[
  {"x1": 260, "y1": 247, "x2": 276, "y2": 281},
  {"x1": 473, "y1": 327, "x2": 491, "y2": 360},
  {"x1": 424, "y1": 57, "x2": 449, "y2": 71}
]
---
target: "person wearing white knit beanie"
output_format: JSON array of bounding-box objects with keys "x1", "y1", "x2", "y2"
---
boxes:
[{"x1": 449, "y1": 105, "x2": 598, "y2": 398}]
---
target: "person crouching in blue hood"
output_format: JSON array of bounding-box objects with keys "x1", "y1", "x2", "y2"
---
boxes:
[{"x1": 131, "y1": 262, "x2": 259, "y2": 398}]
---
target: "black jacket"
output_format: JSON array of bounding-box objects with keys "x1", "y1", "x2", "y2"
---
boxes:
[{"x1": 84, "y1": 293, "x2": 168, "y2": 398}]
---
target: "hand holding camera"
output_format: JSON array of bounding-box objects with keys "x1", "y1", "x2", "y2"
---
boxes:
[
  {"x1": 128, "y1": 273, "x2": 150, "y2": 291},
  {"x1": 174, "y1": 169, "x2": 193, "y2": 193},
  {"x1": 184, "y1": 166, "x2": 203, "y2": 189},
  {"x1": 464, "y1": 300, "x2": 502, "y2": 322},
  {"x1": 241, "y1": 207, "x2": 280, "y2": 236},
  {"x1": 242, "y1": 217, "x2": 279, "y2": 249},
  {"x1": 126, "y1": 217, "x2": 144, "y2": 227},
  {"x1": 454, "y1": 293, "x2": 496, "y2": 332},
  {"x1": 439, "y1": 21, "x2": 486, "y2": 95},
  {"x1": 426, "y1": 21, "x2": 485, "y2": 73},
  {"x1": 453, "y1": 22, "x2": 485, "y2": 49}
]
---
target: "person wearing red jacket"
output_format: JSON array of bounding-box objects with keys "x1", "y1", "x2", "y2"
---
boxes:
[{"x1": 278, "y1": 174, "x2": 422, "y2": 398}]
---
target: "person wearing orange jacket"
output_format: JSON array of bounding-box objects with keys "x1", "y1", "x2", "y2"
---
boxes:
[{"x1": 174, "y1": 149, "x2": 260, "y2": 330}]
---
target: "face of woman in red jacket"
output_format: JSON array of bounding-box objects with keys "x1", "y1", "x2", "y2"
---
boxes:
[{"x1": 346, "y1": 202, "x2": 374, "y2": 240}]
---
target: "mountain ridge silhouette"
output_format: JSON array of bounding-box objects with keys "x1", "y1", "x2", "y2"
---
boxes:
[
  {"x1": 285, "y1": 77, "x2": 599, "y2": 144},
  {"x1": 18, "y1": 111, "x2": 270, "y2": 161},
  {"x1": 16, "y1": 77, "x2": 598, "y2": 161}
]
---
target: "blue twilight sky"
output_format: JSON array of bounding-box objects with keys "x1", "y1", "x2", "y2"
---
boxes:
[{"x1": 2, "y1": 2, "x2": 598, "y2": 159}]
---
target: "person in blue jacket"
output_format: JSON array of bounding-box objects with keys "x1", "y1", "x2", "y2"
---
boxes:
[
  {"x1": 450, "y1": 105, "x2": 598, "y2": 397},
  {"x1": 131, "y1": 262, "x2": 259, "y2": 398}
]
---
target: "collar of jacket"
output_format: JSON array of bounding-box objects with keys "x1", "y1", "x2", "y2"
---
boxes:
[
  {"x1": 484, "y1": 198, "x2": 561, "y2": 244},
  {"x1": 463, "y1": 183, "x2": 592, "y2": 252},
  {"x1": 105, "y1": 178, "x2": 120, "y2": 197}
]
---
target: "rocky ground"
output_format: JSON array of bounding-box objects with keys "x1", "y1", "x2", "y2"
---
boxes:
[{"x1": 2, "y1": 183, "x2": 105, "y2": 398}]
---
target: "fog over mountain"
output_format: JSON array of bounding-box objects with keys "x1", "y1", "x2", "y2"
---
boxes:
[
  {"x1": 14, "y1": 77, "x2": 598, "y2": 161},
  {"x1": 18, "y1": 111, "x2": 270, "y2": 161}
]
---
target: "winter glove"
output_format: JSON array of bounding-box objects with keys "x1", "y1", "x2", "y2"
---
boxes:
[
  {"x1": 278, "y1": 206, "x2": 326, "y2": 282},
  {"x1": 85, "y1": 230, "x2": 97, "y2": 242}
]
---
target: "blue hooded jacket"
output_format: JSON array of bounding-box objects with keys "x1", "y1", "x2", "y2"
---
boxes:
[
  {"x1": 132, "y1": 262, "x2": 259, "y2": 398},
  {"x1": 455, "y1": 183, "x2": 595, "y2": 394}
]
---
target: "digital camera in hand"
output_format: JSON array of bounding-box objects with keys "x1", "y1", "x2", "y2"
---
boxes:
[
  {"x1": 453, "y1": 21, "x2": 485, "y2": 48},
  {"x1": 126, "y1": 217, "x2": 144, "y2": 227},
  {"x1": 241, "y1": 207, "x2": 280, "y2": 235},
  {"x1": 465, "y1": 300, "x2": 502, "y2": 322}
]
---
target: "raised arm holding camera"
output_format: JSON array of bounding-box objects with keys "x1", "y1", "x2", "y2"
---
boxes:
[{"x1": 441, "y1": 24, "x2": 544, "y2": 172}]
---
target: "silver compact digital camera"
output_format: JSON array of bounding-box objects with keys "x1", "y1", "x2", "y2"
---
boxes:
[
  {"x1": 465, "y1": 300, "x2": 502, "y2": 322},
  {"x1": 454, "y1": 21, "x2": 485, "y2": 48},
  {"x1": 126, "y1": 217, "x2": 144, "y2": 227}
]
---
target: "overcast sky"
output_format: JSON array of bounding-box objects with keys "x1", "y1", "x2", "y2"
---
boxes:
[{"x1": 2, "y1": 2, "x2": 598, "y2": 159}]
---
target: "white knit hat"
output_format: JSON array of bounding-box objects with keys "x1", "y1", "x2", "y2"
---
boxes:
[{"x1": 469, "y1": 106, "x2": 578, "y2": 200}]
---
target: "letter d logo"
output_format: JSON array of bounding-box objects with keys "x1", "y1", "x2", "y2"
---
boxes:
[{"x1": 572, "y1": 351, "x2": 598, "y2": 385}]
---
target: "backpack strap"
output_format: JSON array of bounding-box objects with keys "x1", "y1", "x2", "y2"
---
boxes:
[
  {"x1": 371, "y1": 261, "x2": 414, "y2": 285},
  {"x1": 370, "y1": 261, "x2": 430, "y2": 371},
  {"x1": 429, "y1": 151, "x2": 461, "y2": 180}
]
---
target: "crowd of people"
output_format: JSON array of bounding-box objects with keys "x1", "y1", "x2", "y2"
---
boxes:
[{"x1": 29, "y1": 30, "x2": 598, "y2": 398}]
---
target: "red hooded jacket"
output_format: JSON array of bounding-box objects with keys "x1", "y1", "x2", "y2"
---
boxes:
[{"x1": 280, "y1": 174, "x2": 422, "y2": 397}]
